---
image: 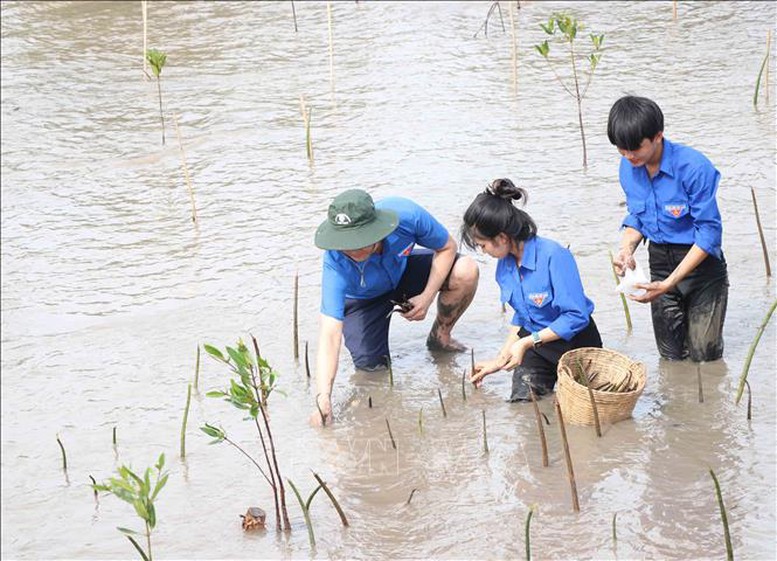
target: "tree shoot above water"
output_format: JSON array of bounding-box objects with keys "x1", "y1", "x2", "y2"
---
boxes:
[{"x1": 145, "y1": 48, "x2": 167, "y2": 145}]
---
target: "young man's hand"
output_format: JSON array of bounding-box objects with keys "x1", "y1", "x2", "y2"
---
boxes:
[
  {"x1": 309, "y1": 394, "x2": 333, "y2": 427},
  {"x1": 402, "y1": 293, "x2": 434, "y2": 321},
  {"x1": 612, "y1": 247, "x2": 637, "y2": 276}
]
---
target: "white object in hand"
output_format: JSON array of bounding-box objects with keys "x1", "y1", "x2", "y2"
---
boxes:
[{"x1": 615, "y1": 262, "x2": 648, "y2": 297}]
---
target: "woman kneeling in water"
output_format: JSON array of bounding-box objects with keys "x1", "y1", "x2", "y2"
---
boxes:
[{"x1": 461, "y1": 178, "x2": 602, "y2": 401}]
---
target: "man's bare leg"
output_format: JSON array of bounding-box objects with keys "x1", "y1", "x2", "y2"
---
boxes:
[{"x1": 427, "y1": 256, "x2": 479, "y2": 351}]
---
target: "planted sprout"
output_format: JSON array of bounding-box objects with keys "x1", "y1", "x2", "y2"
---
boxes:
[
  {"x1": 754, "y1": 30, "x2": 772, "y2": 108},
  {"x1": 171, "y1": 113, "x2": 198, "y2": 223},
  {"x1": 113, "y1": 426, "x2": 117, "y2": 446},
  {"x1": 437, "y1": 388, "x2": 447, "y2": 418},
  {"x1": 745, "y1": 380, "x2": 752, "y2": 421},
  {"x1": 56, "y1": 434, "x2": 67, "y2": 471},
  {"x1": 304, "y1": 341, "x2": 311, "y2": 378},
  {"x1": 612, "y1": 512, "x2": 618, "y2": 546},
  {"x1": 474, "y1": 1, "x2": 505, "y2": 38},
  {"x1": 751, "y1": 187, "x2": 772, "y2": 277},
  {"x1": 299, "y1": 95, "x2": 314, "y2": 162},
  {"x1": 406, "y1": 488, "x2": 418, "y2": 505},
  {"x1": 145, "y1": 48, "x2": 167, "y2": 145},
  {"x1": 554, "y1": 397, "x2": 580, "y2": 512},
  {"x1": 202, "y1": 337, "x2": 290, "y2": 531},
  {"x1": 529, "y1": 387, "x2": 549, "y2": 467},
  {"x1": 471, "y1": 348, "x2": 475, "y2": 379},
  {"x1": 312, "y1": 471, "x2": 349, "y2": 527},
  {"x1": 461, "y1": 369, "x2": 467, "y2": 401},
  {"x1": 386, "y1": 355, "x2": 394, "y2": 387},
  {"x1": 180, "y1": 383, "x2": 192, "y2": 458},
  {"x1": 287, "y1": 478, "x2": 317, "y2": 549},
  {"x1": 482, "y1": 409, "x2": 489, "y2": 454},
  {"x1": 418, "y1": 407, "x2": 424, "y2": 436},
  {"x1": 194, "y1": 345, "x2": 201, "y2": 390},
  {"x1": 710, "y1": 468, "x2": 734, "y2": 561},
  {"x1": 293, "y1": 272, "x2": 299, "y2": 360},
  {"x1": 525, "y1": 505, "x2": 536, "y2": 561},
  {"x1": 93, "y1": 453, "x2": 169, "y2": 561},
  {"x1": 535, "y1": 12, "x2": 604, "y2": 168},
  {"x1": 368, "y1": 396, "x2": 373, "y2": 408},
  {"x1": 385, "y1": 418, "x2": 397, "y2": 450},
  {"x1": 290, "y1": 0, "x2": 298, "y2": 32},
  {"x1": 89, "y1": 475, "x2": 98, "y2": 501},
  {"x1": 608, "y1": 249, "x2": 633, "y2": 332},
  {"x1": 697, "y1": 364, "x2": 704, "y2": 404},
  {"x1": 735, "y1": 299, "x2": 777, "y2": 405}
]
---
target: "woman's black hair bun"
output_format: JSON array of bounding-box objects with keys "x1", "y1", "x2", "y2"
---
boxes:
[{"x1": 487, "y1": 178, "x2": 528, "y2": 204}]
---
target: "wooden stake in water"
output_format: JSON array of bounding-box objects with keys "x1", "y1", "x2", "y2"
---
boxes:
[
  {"x1": 735, "y1": 299, "x2": 777, "y2": 404},
  {"x1": 697, "y1": 364, "x2": 704, "y2": 403},
  {"x1": 529, "y1": 387, "x2": 549, "y2": 467},
  {"x1": 180, "y1": 383, "x2": 192, "y2": 458},
  {"x1": 710, "y1": 468, "x2": 734, "y2": 561},
  {"x1": 385, "y1": 418, "x2": 397, "y2": 450},
  {"x1": 482, "y1": 409, "x2": 489, "y2": 454},
  {"x1": 172, "y1": 113, "x2": 198, "y2": 223},
  {"x1": 437, "y1": 388, "x2": 447, "y2": 418},
  {"x1": 194, "y1": 345, "x2": 201, "y2": 390},
  {"x1": 608, "y1": 249, "x2": 632, "y2": 332},
  {"x1": 293, "y1": 272, "x2": 299, "y2": 360},
  {"x1": 554, "y1": 398, "x2": 580, "y2": 512},
  {"x1": 56, "y1": 434, "x2": 67, "y2": 471},
  {"x1": 751, "y1": 187, "x2": 772, "y2": 277}
]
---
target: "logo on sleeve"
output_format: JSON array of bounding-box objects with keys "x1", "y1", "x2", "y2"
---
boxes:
[
  {"x1": 664, "y1": 204, "x2": 686, "y2": 218},
  {"x1": 398, "y1": 242, "x2": 414, "y2": 257},
  {"x1": 529, "y1": 292, "x2": 548, "y2": 306}
]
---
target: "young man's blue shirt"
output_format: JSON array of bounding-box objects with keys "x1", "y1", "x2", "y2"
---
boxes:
[
  {"x1": 320, "y1": 197, "x2": 450, "y2": 321},
  {"x1": 620, "y1": 137, "x2": 723, "y2": 259},
  {"x1": 496, "y1": 236, "x2": 594, "y2": 341}
]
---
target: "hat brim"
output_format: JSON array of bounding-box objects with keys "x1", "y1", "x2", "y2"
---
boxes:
[{"x1": 314, "y1": 209, "x2": 399, "y2": 250}]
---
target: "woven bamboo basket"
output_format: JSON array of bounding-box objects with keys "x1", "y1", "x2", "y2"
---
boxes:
[{"x1": 556, "y1": 347, "x2": 646, "y2": 426}]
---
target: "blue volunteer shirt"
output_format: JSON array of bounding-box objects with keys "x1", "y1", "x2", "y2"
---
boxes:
[
  {"x1": 320, "y1": 197, "x2": 450, "y2": 320},
  {"x1": 496, "y1": 236, "x2": 594, "y2": 341},
  {"x1": 620, "y1": 137, "x2": 723, "y2": 259}
]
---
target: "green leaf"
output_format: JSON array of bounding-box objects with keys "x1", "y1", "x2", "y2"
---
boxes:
[
  {"x1": 535, "y1": 41, "x2": 550, "y2": 58},
  {"x1": 540, "y1": 22, "x2": 554, "y2": 35},
  {"x1": 133, "y1": 499, "x2": 149, "y2": 522},
  {"x1": 156, "y1": 453, "x2": 165, "y2": 472},
  {"x1": 227, "y1": 346, "x2": 249, "y2": 370},
  {"x1": 151, "y1": 474, "x2": 169, "y2": 501},
  {"x1": 126, "y1": 535, "x2": 150, "y2": 561},
  {"x1": 200, "y1": 424, "x2": 225, "y2": 439},
  {"x1": 203, "y1": 344, "x2": 225, "y2": 361},
  {"x1": 117, "y1": 526, "x2": 140, "y2": 535},
  {"x1": 205, "y1": 390, "x2": 226, "y2": 398},
  {"x1": 147, "y1": 502, "x2": 157, "y2": 529}
]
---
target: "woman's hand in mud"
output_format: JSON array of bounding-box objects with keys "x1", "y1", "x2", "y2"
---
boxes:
[
  {"x1": 630, "y1": 280, "x2": 670, "y2": 303},
  {"x1": 470, "y1": 358, "x2": 509, "y2": 388},
  {"x1": 503, "y1": 337, "x2": 533, "y2": 370}
]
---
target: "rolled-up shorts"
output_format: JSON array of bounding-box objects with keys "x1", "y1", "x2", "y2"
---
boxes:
[
  {"x1": 342, "y1": 250, "x2": 458, "y2": 369},
  {"x1": 648, "y1": 242, "x2": 728, "y2": 362}
]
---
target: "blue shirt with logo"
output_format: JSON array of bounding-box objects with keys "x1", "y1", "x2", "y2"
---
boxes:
[
  {"x1": 496, "y1": 236, "x2": 594, "y2": 341},
  {"x1": 320, "y1": 197, "x2": 450, "y2": 320},
  {"x1": 619, "y1": 137, "x2": 723, "y2": 259}
]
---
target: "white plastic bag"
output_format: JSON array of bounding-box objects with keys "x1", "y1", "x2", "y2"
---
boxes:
[{"x1": 615, "y1": 262, "x2": 648, "y2": 297}]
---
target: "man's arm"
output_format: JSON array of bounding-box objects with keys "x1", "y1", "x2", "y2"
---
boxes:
[
  {"x1": 403, "y1": 234, "x2": 457, "y2": 321},
  {"x1": 310, "y1": 314, "x2": 343, "y2": 426}
]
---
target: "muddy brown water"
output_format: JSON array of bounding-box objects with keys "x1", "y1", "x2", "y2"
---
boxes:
[{"x1": 1, "y1": 1, "x2": 775, "y2": 559}]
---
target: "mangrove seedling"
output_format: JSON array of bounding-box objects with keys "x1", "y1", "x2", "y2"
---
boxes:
[
  {"x1": 529, "y1": 387, "x2": 549, "y2": 467},
  {"x1": 406, "y1": 488, "x2": 418, "y2": 505},
  {"x1": 385, "y1": 418, "x2": 397, "y2": 450},
  {"x1": 145, "y1": 48, "x2": 167, "y2": 145},
  {"x1": 299, "y1": 95, "x2": 313, "y2": 162},
  {"x1": 735, "y1": 299, "x2": 777, "y2": 405},
  {"x1": 386, "y1": 355, "x2": 394, "y2": 387},
  {"x1": 745, "y1": 380, "x2": 752, "y2": 421},
  {"x1": 418, "y1": 407, "x2": 424, "y2": 436},
  {"x1": 56, "y1": 433, "x2": 67, "y2": 471},
  {"x1": 525, "y1": 505, "x2": 536, "y2": 561},
  {"x1": 311, "y1": 471, "x2": 349, "y2": 527},
  {"x1": 710, "y1": 468, "x2": 734, "y2": 561},
  {"x1": 287, "y1": 478, "x2": 321, "y2": 549},
  {"x1": 535, "y1": 12, "x2": 604, "y2": 168},
  {"x1": 171, "y1": 113, "x2": 198, "y2": 223},
  {"x1": 554, "y1": 397, "x2": 580, "y2": 512},
  {"x1": 180, "y1": 383, "x2": 192, "y2": 458},
  {"x1": 194, "y1": 345, "x2": 201, "y2": 391},
  {"x1": 753, "y1": 30, "x2": 772, "y2": 108},
  {"x1": 608, "y1": 250, "x2": 632, "y2": 332},
  {"x1": 368, "y1": 395, "x2": 373, "y2": 408},
  {"x1": 304, "y1": 341, "x2": 311, "y2": 378},
  {"x1": 697, "y1": 364, "x2": 704, "y2": 404},
  {"x1": 202, "y1": 336, "x2": 291, "y2": 531},
  {"x1": 437, "y1": 388, "x2": 447, "y2": 418},
  {"x1": 577, "y1": 358, "x2": 602, "y2": 437},
  {"x1": 751, "y1": 187, "x2": 772, "y2": 277},
  {"x1": 92, "y1": 453, "x2": 169, "y2": 561},
  {"x1": 612, "y1": 512, "x2": 618, "y2": 546},
  {"x1": 293, "y1": 272, "x2": 299, "y2": 360},
  {"x1": 482, "y1": 409, "x2": 489, "y2": 455},
  {"x1": 461, "y1": 369, "x2": 468, "y2": 401},
  {"x1": 113, "y1": 426, "x2": 117, "y2": 446}
]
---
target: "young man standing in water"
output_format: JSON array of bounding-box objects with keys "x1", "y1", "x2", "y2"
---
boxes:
[
  {"x1": 310, "y1": 189, "x2": 479, "y2": 425},
  {"x1": 608, "y1": 95, "x2": 729, "y2": 361}
]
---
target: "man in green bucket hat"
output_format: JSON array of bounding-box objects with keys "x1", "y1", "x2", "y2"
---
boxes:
[{"x1": 311, "y1": 189, "x2": 479, "y2": 425}]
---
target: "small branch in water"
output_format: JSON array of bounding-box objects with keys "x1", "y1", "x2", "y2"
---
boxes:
[
  {"x1": 56, "y1": 434, "x2": 67, "y2": 471},
  {"x1": 418, "y1": 407, "x2": 424, "y2": 436},
  {"x1": 482, "y1": 409, "x2": 489, "y2": 454},
  {"x1": 554, "y1": 398, "x2": 580, "y2": 512},
  {"x1": 194, "y1": 345, "x2": 201, "y2": 391},
  {"x1": 368, "y1": 396, "x2": 373, "y2": 409},
  {"x1": 293, "y1": 272, "x2": 299, "y2": 360},
  {"x1": 751, "y1": 187, "x2": 772, "y2": 277},
  {"x1": 437, "y1": 388, "x2": 447, "y2": 418},
  {"x1": 745, "y1": 380, "x2": 752, "y2": 421},
  {"x1": 385, "y1": 418, "x2": 397, "y2": 450},
  {"x1": 406, "y1": 488, "x2": 418, "y2": 505},
  {"x1": 697, "y1": 364, "x2": 704, "y2": 403},
  {"x1": 304, "y1": 341, "x2": 311, "y2": 378},
  {"x1": 525, "y1": 505, "x2": 535, "y2": 561},
  {"x1": 529, "y1": 387, "x2": 549, "y2": 467},
  {"x1": 710, "y1": 468, "x2": 734, "y2": 561},
  {"x1": 312, "y1": 471, "x2": 349, "y2": 527},
  {"x1": 180, "y1": 383, "x2": 192, "y2": 458},
  {"x1": 461, "y1": 369, "x2": 468, "y2": 402},
  {"x1": 386, "y1": 355, "x2": 394, "y2": 387}
]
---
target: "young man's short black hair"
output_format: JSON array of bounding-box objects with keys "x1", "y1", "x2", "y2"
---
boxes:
[{"x1": 607, "y1": 96, "x2": 664, "y2": 151}]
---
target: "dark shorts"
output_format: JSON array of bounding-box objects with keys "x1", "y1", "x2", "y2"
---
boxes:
[
  {"x1": 510, "y1": 317, "x2": 603, "y2": 401},
  {"x1": 342, "y1": 250, "x2": 457, "y2": 369},
  {"x1": 648, "y1": 242, "x2": 728, "y2": 361}
]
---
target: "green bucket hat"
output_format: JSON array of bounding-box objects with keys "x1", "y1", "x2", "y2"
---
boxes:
[{"x1": 315, "y1": 189, "x2": 399, "y2": 250}]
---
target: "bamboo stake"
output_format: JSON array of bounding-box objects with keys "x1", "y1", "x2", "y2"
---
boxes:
[
  {"x1": 141, "y1": 1, "x2": 148, "y2": 79},
  {"x1": 180, "y1": 383, "x2": 192, "y2": 457},
  {"x1": 554, "y1": 398, "x2": 580, "y2": 512},
  {"x1": 171, "y1": 113, "x2": 198, "y2": 223},
  {"x1": 385, "y1": 418, "x2": 397, "y2": 450},
  {"x1": 608, "y1": 249, "x2": 632, "y2": 332},
  {"x1": 194, "y1": 345, "x2": 200, "y2": 390},
  {"x1": 293, "y1": 272, "x2": 299, "y2": 360},
  {"x1": 697, "y1": 364, "x2": 704, "y2": 403},
  {"x1": 672, "y1": 0, "x2": 677, "y2": 21},
  {"x1": 735, "y1": 299, "x2": 777, "y2": 404},
  {"x1": 751, "y1": 187, "x2": 772, "y2": 277},
  {"x1": 437, "y1": 388, "x2": 447, "y2": 418},
  {"x1": 56, "y1": 434, "x2": 67, "y2": 471},
  {"x1": 529, "y1": 387, "x2": 549, "y2": 467},
  {"x1": 710, "y1": 468, "x2": 734, "y2": 561}
]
